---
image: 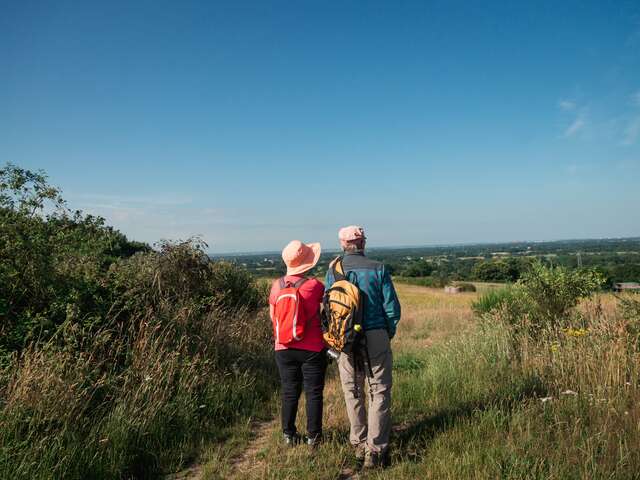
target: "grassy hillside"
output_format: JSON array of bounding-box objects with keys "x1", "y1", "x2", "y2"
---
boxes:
[{"x1": 203, "y1": 281, "x2": 640, "y2": 479}]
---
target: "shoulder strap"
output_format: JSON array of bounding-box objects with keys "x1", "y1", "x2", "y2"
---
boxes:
[
  {"x1": 293, "y1": 277, "x2": 308, "y2": 288},
  {"x1": 331, "y1": 256, "x2": 347, "y2": 281},
  {"x1": 280, "y1": 276, "x2": 308, "y2": 289}
]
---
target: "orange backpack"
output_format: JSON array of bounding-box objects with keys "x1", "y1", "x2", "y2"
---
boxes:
[{"x1": 272, "y1": 277, "x2": 308, "y2": 344}]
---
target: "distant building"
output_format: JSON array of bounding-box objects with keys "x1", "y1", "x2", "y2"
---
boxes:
[{"x1": 613, "y1": 282, "x2": 640, "y2": 293}]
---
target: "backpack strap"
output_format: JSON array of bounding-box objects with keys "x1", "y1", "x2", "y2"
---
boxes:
[
  {"x1": 293, "y1": 277, "x2": 308, "y2": 288},
  {"x1": 331, "y1": 256, "x2": 347, "y2": 282},
  {"x1": 280, "y1": 276, "x2": 308, "y2": 289}
]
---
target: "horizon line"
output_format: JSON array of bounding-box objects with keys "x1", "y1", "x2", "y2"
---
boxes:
[{"x1": 210, "y1": 235, "x2": 640, "y2": 257}]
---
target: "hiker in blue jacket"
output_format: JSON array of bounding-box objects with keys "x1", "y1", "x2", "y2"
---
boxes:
[{"x1": 324, "y1": 225, "x2": 401, "y2": 469}]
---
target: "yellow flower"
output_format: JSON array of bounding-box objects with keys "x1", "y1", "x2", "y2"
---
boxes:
[{"x1": 562, "y1": 328, "x2": 589, "y2": 338}]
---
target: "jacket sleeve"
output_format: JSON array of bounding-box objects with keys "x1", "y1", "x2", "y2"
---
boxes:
[{"x1": 381, "y1": 265, "x2": 401, "y2": 338}]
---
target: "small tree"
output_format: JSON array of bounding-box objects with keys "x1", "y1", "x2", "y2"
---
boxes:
[
  {"x1": 473, "y1": 261, "x2": 605, "y2": 337},
  {"x1": 519, "y1": 261, "x2": 605, "y2": 330}
]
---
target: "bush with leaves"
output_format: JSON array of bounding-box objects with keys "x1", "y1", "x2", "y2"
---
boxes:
[
  {"x1": 107, "y1": 238, "x2": 267, "y2": 326},
  {"x1": 0, "y1": 164, "x2": 149, "y2": 356},
  {"x1": 0, "y1": 164, "x2": 274, "y2": 479},
  {"x1": 473, "y1": 261, "x2": 605, "y2": 336}
]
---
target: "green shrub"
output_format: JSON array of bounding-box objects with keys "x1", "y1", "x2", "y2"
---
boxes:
[
  {"x1": 106, "y1": 238, "x2": 266, "y2": 324},
  {"x1": 0, "y1": 164, "x2": 149, "y2": 354},
  {"x1": 518, "y1": 262, "x2": 604, "y2": 331},
  {"x1": 473, "y1": 262, "x2": 605, "y2": 336}
]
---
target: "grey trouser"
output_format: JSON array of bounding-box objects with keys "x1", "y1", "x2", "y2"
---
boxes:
[{"x1": 338, "y1": 329, "x2": 393, "y2": 454}]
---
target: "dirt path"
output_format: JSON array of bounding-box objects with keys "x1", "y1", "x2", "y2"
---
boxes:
[
  {"x1": 164, "y1": 464, "x2": 203, "y2": 480},
  {"x1": 164, "y1": 418, "x2": 276, "y2": 480},
  {"x1": 229, "y1": 419, "x2": 277, "y2": 476}
]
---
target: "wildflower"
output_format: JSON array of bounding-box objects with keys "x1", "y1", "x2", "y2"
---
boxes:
[
  {"x1": 550, "y1": 342, "x2": 560, "y2": 352},
  {"x1": 562, "y1": 327, "x2": 589, "y2": 338},
  {"x1": 144, "y1": 375, "x2": 152, "y2": 382}
]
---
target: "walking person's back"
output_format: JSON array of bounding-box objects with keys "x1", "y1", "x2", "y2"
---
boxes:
[{"x1": 324, "y1": 226, "x2": 401, "y2": 469}]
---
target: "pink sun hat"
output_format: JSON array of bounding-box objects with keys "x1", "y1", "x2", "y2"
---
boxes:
[
  {"x1": 281, "y1": 240, "x2": 322, "y2": 276},
  {"x1": 338, "y1": 225, "x2": 366, "y2": 242}
]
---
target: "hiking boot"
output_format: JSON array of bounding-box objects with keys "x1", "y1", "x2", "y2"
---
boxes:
[
  {"x1": 305, "y1": 434, "x2": 322, "y2": 449},
  {"x1": 354, "y1": 444, "x2": 366, "y2": 462},
  {"x1": 363, "y1": 451, "x2": 379, "y2": 469},
  {"x1": 363, "y1": 449, "x2": 390, "y2": 469},
  {"x1": 283, "y1": 432, "x2": 302, "y2": 447}
]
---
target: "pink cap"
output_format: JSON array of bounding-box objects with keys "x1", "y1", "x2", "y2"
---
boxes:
[
  {"x1": 338, "y1": 225, "x2": 366, "y2": 242},
  {"x1": 281, "y1": 240, "x2": 321, "y2": 275}
]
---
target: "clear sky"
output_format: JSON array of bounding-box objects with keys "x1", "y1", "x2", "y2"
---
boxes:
[{"x1": 2, "y1": 1, "x2": 639, "y2": 253}]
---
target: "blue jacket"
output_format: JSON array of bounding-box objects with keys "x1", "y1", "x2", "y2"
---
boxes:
[{"x1": 325, "y1": 252, "x2": 401, "y2": 338}]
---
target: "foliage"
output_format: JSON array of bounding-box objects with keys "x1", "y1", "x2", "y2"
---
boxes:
[
  {"x1": 517, "y1": 262, "x2": 604, "y2": 331},
  {"x1": 0, "y1": 164, "x2": 272, "y2": 479},
  {"x1": 473, "y1": 262, "x2": 605, "y2": 335},
  {"x1": 401, "y1": 260, "x2": 435, "y2": 277},
  {"x1": 472, "y1": 257, "x2": 530, "y2": 282},
  {"x1": 0, "y1": 164, "x2": 150, "y2": 356},
  {"x1": 107, "y1": 239, "x2": 267, "y2": 323}
]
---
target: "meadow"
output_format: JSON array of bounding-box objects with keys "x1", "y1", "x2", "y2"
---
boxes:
[{"x1": 194, "y1": 280, "x2": 640, "y2": 480}]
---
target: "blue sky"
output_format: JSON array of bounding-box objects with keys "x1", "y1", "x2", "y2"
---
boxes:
[{"x1": 2, "y1": 1, "x2": 639, "y2": 253}]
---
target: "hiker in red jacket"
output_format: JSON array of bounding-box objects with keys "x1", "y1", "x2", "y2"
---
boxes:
[{"x1": 269, "y1": 240, "x2": 326, "y2": 447}]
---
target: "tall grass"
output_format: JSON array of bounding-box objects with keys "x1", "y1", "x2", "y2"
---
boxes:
[
  {"x1": 0, "y1": 241, "x2": 275, "y2": 479},
  {"x1": 232, "y1": 271, "x2": 640, "y2": 479}
]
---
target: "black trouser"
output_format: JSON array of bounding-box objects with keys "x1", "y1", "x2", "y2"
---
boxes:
[{"x1": 275, "y1": 348, "x2": 327, "y2": 438}]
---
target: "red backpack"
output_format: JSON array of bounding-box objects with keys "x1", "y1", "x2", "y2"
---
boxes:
[{"x1": 272, "y1": 277, "x2": 308, "y2": 344}]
